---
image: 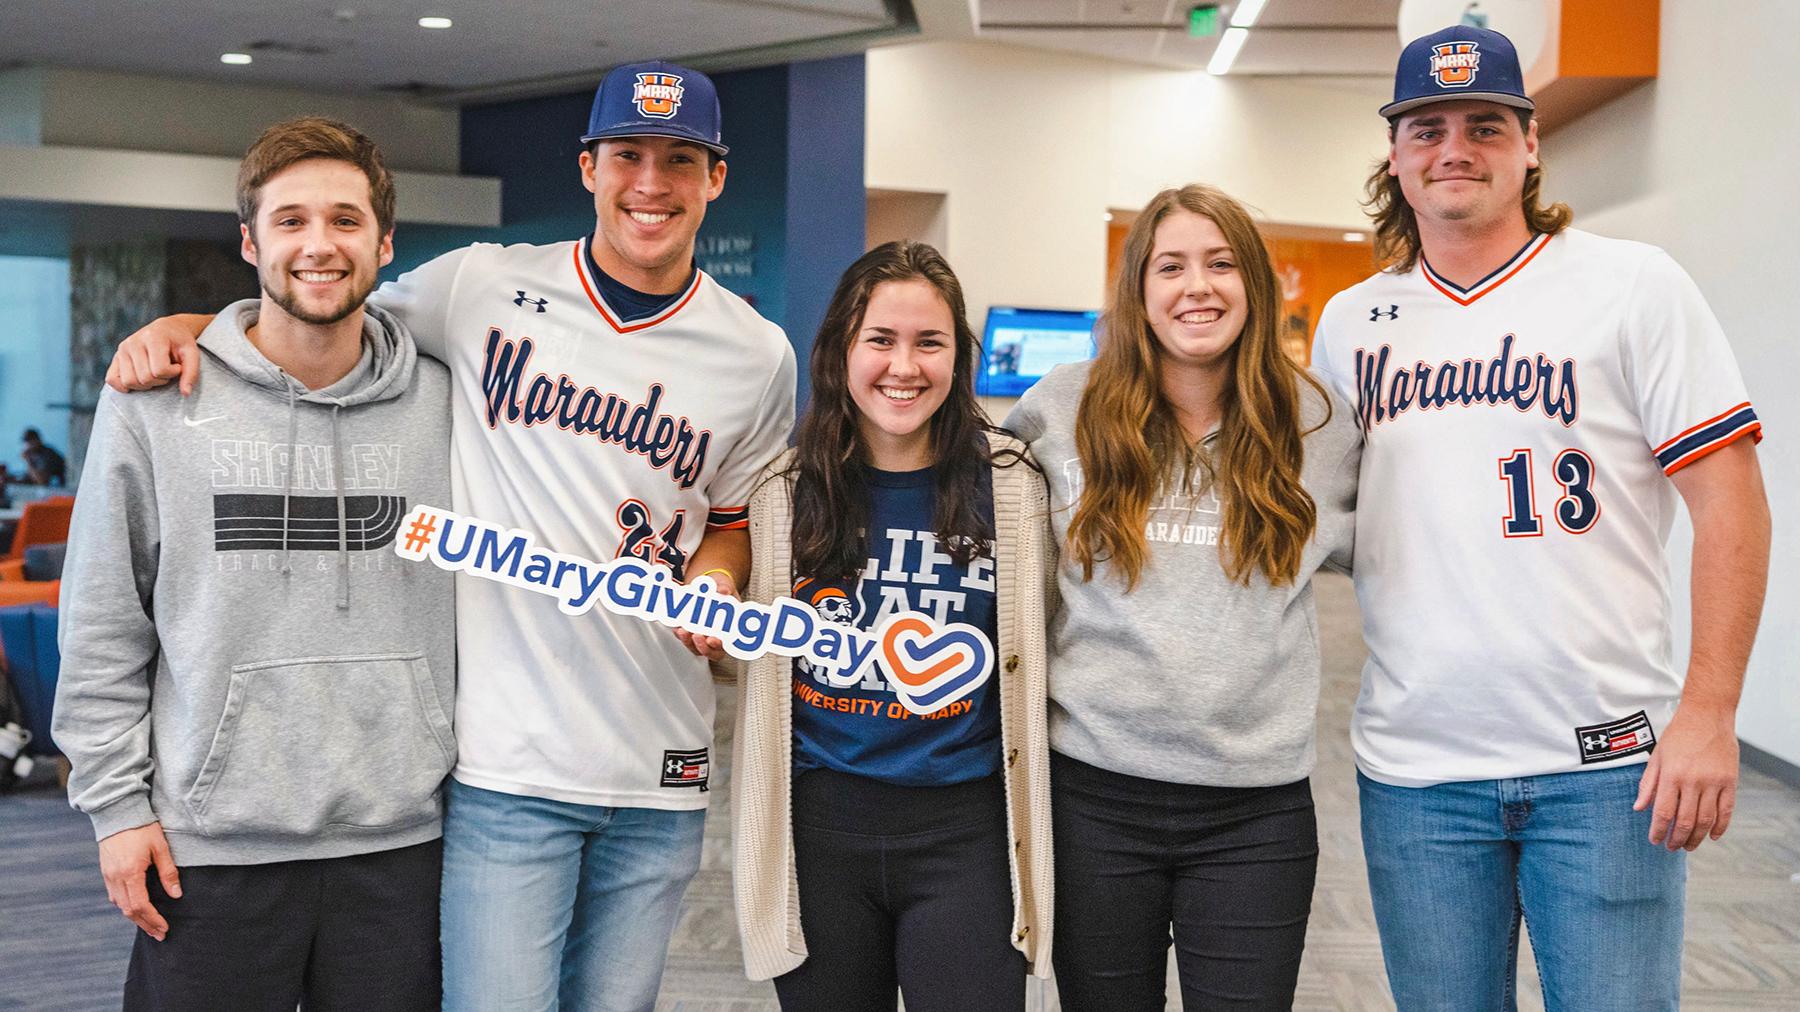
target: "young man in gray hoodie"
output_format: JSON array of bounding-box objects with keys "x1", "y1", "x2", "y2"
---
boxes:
[{"x1": 53, "y1": 118, "x2": 453, "y2": 1011}]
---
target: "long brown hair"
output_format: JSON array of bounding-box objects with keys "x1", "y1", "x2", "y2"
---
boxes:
[
  {"x1": 1068, "y1": 184, "x2": 1324, "y2": 589},
  {"x1": 1365, "y1": 109, "x2": 1571, "y2": 273},
  {"x1": 789, "y1": 241, "x2": 1015, "y2": 582}
]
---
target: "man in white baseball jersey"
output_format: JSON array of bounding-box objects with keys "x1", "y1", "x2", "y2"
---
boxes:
[
  {"x1": 1312, "y1": 25, "x2": 1770, "y2": 1011},
  {"x1": 108, "y1": 61, "x2": 796, "y2": 1011}
]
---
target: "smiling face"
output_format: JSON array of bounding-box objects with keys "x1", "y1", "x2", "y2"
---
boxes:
[
  {"x1": 240, "y1": 157, "x2": 392, "y2": 328},
  {"x1": 1142, "y1": 210, "x2": 1248, "y2": 380},
  {"x1": 1389, "y1": 99, "x2": 1538, "y2": 232},
  {"x1": 581, "y1": 135, "x2": 727, "y2": 293},
  {"x1": 847, "y1": 278, "x2": 956, "y2": 471}
]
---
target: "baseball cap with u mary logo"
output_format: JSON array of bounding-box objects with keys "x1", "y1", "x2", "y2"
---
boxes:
[
  {"x1": 581, "y1": 60, "x2": 729, "y2": 156},
  {"x1": 1381, "y1": 25, "x2": 1534, "y2": 120}
]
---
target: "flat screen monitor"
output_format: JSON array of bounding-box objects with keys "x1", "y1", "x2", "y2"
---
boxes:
[{"x1": 978, "y1": 306, "x2": 1099, "y2": 398}]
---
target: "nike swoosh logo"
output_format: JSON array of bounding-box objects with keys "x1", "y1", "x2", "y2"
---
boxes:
[{"x1": 183, "y1": 415, "x2": 227, "y2": 427}]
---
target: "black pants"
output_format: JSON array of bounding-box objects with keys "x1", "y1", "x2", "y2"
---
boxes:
[
  {"x1": 1051, "y1": 752, "x2": 1317, "y2": 1011},
  {"x1": 773, "y1": 768, "x2": 1025, "y2": 1011},
  {"x1": 124, "y1": 839, "x2": 441, "y2": 1012}
]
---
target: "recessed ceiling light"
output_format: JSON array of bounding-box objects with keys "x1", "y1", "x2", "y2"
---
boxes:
[
  {"x1": 1207, "y1": 27, "x2": 1249, "y2": 75},
  {"x1": 220, "y1": 53, "x2": 253, "y2": 65},
  {"x1": 418, "y1": 16, "x2": 452, "y2": 29},
  {"x1": 1230, "y1": 0, "x2": 1268, "y2": 28}
]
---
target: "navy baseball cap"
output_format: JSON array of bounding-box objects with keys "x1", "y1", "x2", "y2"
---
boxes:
[
  {"x1": 580, "y1": 60, "x2": 728, "y2": 156},
  {"x1": 1381, "y1": 25, "x2": 1535, "y2": 121}
]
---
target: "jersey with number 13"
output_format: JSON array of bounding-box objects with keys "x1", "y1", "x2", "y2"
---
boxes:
[{"x1": 1313, "y1": 228, "x2": 1761, "y2": 788}]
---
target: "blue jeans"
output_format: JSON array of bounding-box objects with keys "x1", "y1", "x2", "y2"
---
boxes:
[
  {"x1": 439, "y1": 779, "x2": 707, "y2": 1012},
  {"x1": 1358, "y1": 765, "x2": 1686, "y2": 1012}
]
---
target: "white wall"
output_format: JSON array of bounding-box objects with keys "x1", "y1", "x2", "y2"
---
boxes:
[
  {"x1": 0, "y1": 256, "x2": 72, "y2": 473},
  {"x1": 32, "y1": 68, "x2": 460, "y2": 173},
  {"x1": 866, "y1": 41, "x2": 1386, "y2": 325},
  {"x1": 0, "y1": 146, "x2": 500, "y2": 228},
  {"x1": 1546, "y1": 3, "x2": 1798, "y2": 766},
  {"x1": 867, "y1": 188, "x2": 948, "y2": 253}
]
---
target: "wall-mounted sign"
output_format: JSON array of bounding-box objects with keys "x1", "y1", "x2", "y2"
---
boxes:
[{"x1": 696, "y1": 232, "x2": 756, "y2": 280}]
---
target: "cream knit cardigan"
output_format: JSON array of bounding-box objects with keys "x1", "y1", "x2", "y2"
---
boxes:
[{"x1": 730, "y1": 432, "x2": 1056, "y2": 980}]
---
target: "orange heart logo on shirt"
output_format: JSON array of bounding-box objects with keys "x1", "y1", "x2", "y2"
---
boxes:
[{"x1": 877, "y1": 614, "x2": 994, "y2": 716}]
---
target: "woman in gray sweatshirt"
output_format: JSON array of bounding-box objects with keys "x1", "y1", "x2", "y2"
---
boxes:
[{"x1": 1004, "y1": 184, "x2": 1359, "y2": 1010}]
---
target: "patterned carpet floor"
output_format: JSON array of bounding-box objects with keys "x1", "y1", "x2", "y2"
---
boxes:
[{"x1": 5, "y1": 575, "x2": 1797, "y2": 1010}]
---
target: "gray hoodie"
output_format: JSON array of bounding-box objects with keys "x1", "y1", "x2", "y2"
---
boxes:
[
  {"x1": 54, "y1": 300, "x2": 455, "y2": 865},
  {"x1": 1005, "y1": 361, "x2": 1360, "y2": 787}
]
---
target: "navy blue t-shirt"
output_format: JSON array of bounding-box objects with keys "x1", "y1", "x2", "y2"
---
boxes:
[
  {"x1": 583, "y1": 234, "x2": 692, "y2": 321},
  {"x1": 791, "y1": 465, "x2": 1002, "y2": 786}
]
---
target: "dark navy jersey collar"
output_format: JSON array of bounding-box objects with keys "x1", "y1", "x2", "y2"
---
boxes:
[
  {"x1": 582, "y1": 233, "x2": 696, "y2": 324},
  {"x1": 1418, "y1": 232, "x2": 1554, "y2": 307},
  {"x1": 1420, "y1": 233, "x2": 1541, "y2": 294}
]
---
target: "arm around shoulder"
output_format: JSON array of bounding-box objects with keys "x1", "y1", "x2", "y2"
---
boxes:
[
  {"x1": 370, "y1": 245, "x2": 480, "y2": 362},
  {"x1": 107, "y1": 314, "x2": 215, "y2": 395}
]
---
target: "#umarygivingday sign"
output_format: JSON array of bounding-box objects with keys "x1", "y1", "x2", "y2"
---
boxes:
[{"x1": 394, "y1": 504, "x2": 993, "y2": 716}]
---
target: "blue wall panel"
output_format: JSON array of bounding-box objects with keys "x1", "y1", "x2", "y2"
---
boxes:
[
  {"x1": 696, "y1": 64, "x2": 789, "y2": 326},
  {"x1": 783, "y1": 55, "x2": 866, "y2": 409}
]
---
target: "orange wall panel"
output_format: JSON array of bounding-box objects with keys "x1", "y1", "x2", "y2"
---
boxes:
[
  {"x1": 1266, "y1": 235, "x2": 1377, "y2": 366},
  {"x1": 1560, "y1": 0, "x2": 1659, "y2": 78}
]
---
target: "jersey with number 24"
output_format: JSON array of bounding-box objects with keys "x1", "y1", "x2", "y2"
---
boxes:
[{"x1": 375, "y1": 240, "x2": 796, "y2": 810}]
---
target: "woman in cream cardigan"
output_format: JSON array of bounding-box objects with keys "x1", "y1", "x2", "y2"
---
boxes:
[{"x1": 727, "y1": 241, "x2": 1053, "y2": 1010}]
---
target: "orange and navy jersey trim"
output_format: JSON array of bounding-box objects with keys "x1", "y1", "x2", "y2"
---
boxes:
[
  {"x1": 706, "y1": 503, "x2": 749, "y2": 530},
  {"x1": 572, "y1": 238, "x2": 704, "y2": 334},
  {"x1": 1655, "y1": 402, "x2": 1762, "y2": 475},
  {"x1": 1420, "y1": 232, "x2": 1552, "y2": 306}
]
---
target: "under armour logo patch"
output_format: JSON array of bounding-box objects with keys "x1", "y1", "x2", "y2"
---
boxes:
[
  {"x1": 660, "y1": 748, "x2": 709, "y2": 791},
  {"x1": 1574, "y1": 711, "x2": 1656, "y2": 764},
  {"x1": 514, "y1": 291, "x2": 548, "y2": 312},
  {"x1": 1370, "y1": 305, "x2": 1399, "y2": 321}
]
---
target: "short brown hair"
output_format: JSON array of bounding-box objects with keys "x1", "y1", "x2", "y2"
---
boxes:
[{"x1": 237, "y1": 117, "x2": 396, "y2": 238}]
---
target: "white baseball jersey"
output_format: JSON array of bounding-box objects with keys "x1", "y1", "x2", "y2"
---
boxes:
[
  {"x1": 375, "y1": 239, "x2": 796, "y2": 808},
  {"x1": 1313, "y1": 229, "x2": 1761, "y2": 788}
]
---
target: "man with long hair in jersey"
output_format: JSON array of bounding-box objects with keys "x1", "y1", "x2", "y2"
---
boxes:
[{"x1": 1312, "y1": 25, "x2": 1769, "y2": 1011}]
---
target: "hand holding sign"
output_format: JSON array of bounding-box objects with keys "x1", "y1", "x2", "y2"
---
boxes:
[
  {"x1": 396, "y1": 505, "x2": 993, "y2": 715},
  {"x1": 676, "y1": 568, "x2": 737, "y2": 661}
]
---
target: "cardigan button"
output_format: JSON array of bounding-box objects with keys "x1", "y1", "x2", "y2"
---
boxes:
[
  {"x1": 1007, "y1": 748, "x2": 1018, "y2": 767},
  {"x1": 1004, "y1": 655, "x2": 1020, "y2": 674}
]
